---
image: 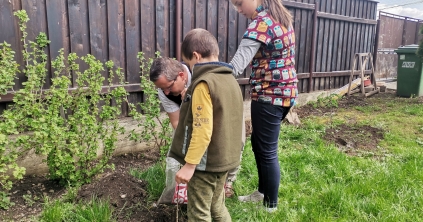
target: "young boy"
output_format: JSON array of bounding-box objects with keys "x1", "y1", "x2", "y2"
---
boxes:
[
  {"x1": 169, "y1": 28, "x2": 244, "y2": 221},
  {"x1": 149, "y1": 57, "x2": 245, "y2": 198}
]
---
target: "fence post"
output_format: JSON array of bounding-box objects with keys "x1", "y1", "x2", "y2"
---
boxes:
[
  {"x1": 308, "y1": 1, "x2": 318, "y2": 93},
  {"x1": 415, "y1": 21, "x2": 422, "y2": 44},
  {"x1": 401, "y1": 17, "x2": 408, "y2": 46},
  {"x1": 176, "y1": 0, "x2": 182, "y2": 61},
  {"x1": 373, "y1": 19, "x2": 380, "y2": 77}
]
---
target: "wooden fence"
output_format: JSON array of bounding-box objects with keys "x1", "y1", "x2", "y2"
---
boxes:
[
  {"x1": 375, "y1": 11, "x2": 423, "y2": 79},
  {"x1": 0, "y1": 0, "x2": 378, "y2": 113}
]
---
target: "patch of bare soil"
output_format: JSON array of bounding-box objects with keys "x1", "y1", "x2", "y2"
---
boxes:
[
  {"x1": 76, "y1": 149, "x2": 187, "y2": 222},
  {"x1": 1, "y1": 149, "x2": 187, "y2": 222},
  {"x1": 295, "y1": 91, "x2": 390, "y2": 158},
  {"x1": 324, "y1": 124, "x2": 384, "y2": 157},
  {"x1": 295, "y1": 90, "x2": 397, "y2": 119},
  {"x1": 0, "y1": 174, "x2": 66, "y2": 221}
]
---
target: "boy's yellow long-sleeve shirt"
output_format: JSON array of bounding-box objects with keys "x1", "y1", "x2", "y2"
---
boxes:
[
  {"x1": 168, "y1": 62, "x2": 243, "y2": 172},
  {"x1": 184, "y1": 82, "x2": 213, "y2": 164}
]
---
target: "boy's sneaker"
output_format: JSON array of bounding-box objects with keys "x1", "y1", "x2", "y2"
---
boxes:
[
  {"x1": 238, "y1": 190, "x2": 264, "y2": 202},
  {"x1": 224, "y1": 184, "x2": 234, "y2": 198}
]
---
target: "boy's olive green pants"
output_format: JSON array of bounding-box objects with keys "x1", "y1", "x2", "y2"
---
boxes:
[{"x1": 187, "y1": 170, "x2": 231, "y2": 222}]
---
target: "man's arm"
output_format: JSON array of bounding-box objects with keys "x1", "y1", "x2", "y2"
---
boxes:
[
  {"x1": 167, "y1": 110, "x2": 180, "y2": 129},
  {"x1": 158, "y1": 88, "x2": 181, "y2": 129}
]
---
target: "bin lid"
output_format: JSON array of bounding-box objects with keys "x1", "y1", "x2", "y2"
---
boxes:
[{"x1": 394, "y1": 44, "x2": 419, "y2": 54}]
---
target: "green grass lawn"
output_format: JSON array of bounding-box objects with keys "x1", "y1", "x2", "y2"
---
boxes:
[
  {"x1": 39, "y1": 95, "x2": 423, "y2": 221},
  {"x1": 228, "y1": 96, "x2": 423, "y2": 221}
]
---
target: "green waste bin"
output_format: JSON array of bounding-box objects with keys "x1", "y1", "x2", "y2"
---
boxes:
[{"x1": 394, "y1": 44, "x2": 423, "y2": 97}]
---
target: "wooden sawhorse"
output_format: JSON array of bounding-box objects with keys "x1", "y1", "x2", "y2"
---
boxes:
[{"x1": 347, "y1": 52, "x2": 379, "y2": 97}]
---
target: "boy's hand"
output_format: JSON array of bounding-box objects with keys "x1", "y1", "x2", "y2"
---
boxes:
[{"x1": 175, "y1": 163, "x2": 196, "y2": 184}]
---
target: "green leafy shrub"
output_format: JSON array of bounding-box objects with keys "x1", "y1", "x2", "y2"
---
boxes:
[
  {"x1": 40, "y1": 51, "x2": 127, "y2": 186},
  {"x1": 128, "y1": 52, "x2": 172, "y2": 159},
  {"x1": 309, "y1": 94, "x2": 340, "y2": 108},
  {"x1": 0, "y1": 10, "x2": 29, "y2": 210},
  {"x1": 0, "y1": 10, "x2": 128, "y2": 209},
  {"x1": 0, "y1": 42, "x2": 17, "y2": 97}
]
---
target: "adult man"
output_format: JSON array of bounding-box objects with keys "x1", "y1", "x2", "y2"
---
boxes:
[{"x1": 149, "y1": 57, "x2": 244, "y2": 197}]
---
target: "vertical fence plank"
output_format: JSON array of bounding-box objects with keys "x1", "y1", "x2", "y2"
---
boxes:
[
  {"x1": 127, "y1": 93, "x2": 142, "y2": 113},
  {"x1": 0, "y1": 0, "x2": 24, "y2": 89},
  {"x1": 326, "y1": 0, "x2": 335, "y2": 72},
  {"x1": 320, "y1": 0, "x2": 329, "y2": 90},
  {"x1": 364, "y1": 0, "x2": 369, "y2": 20},
  {"x1": 351, "y1": 27, "x2": 358, "y2": 73},
  {"x1": 207, "y1": 0, "x2": 218, "y2": 38},
  {"x1": 294, "y1": 8, "x2": 302, "y2": 73},
  {"x1": 68, "y1": 0, "x2": 90, "y2": 87},
  {"x1": 341, "y1": 0, "x2": 350, "y2": 86},
  {"x1": 326, "y1": 0, "x2": 334, "y2": 89},
  {"x1": 22, "y1": 0, "x2": 48, "y2": 49},
  {"x1": 108, "y1": 0, "x2": 125, "y2": 84},
  {"x1": 227, "y1": 5, "x2": 238, "y2": 62},
  {"x1": 296, "y1": 9, "x2": 305, "y2": 74},
  {"x1": 321, "y1": 2, "x2": 329, "y2": 73},
  {"x1": 329, "y1": 0, "x2": 337, "y2": 90},
  {"x1": 236, "y1": 11, "x2": 249, "y2": 98},
  {"x1": 347, "y1": 0, "x2": 356, "y2": 71},
  {"x1": 334, "y1": 0, "x2": 341, "y2": 73},
  {"x1": 182, "y1": 0, "x2": 193, "y2": 42},
  {"x1": 359, "y1": 23, "x2": 366, "y2": 56},
  {"x1": 303, "y1": 7, "x2": 311, "y2": 74},
  {"x1": 237, "y1": 13, "x2": 246, "y2": 48},
  {"x1": 169, "y1": 0, "x2": 176, "y2": 58},
  {"x1": 140, "y1": 0, "x2": 155, "y2": 59},
  {"x1": 46, "y1": 0, "x2": 69, "y2": 67},
  {"x1": 195, "y1": 0, "x2": 206, "y2": 29},
  {"x1": 303, "y1": 1, "x2": 312, "y2": 93},
  {"x1": 88, "y1": 0, "x2": 108, "y2": 84},
  {"x1": 140, "y1": 0, "x2": 155, "y2": 107},
  {"x1": 334, "y1": 0, "x2": 343, "y2": 88},
  {"x1": 217, "y1": 0, "x2": 228, "y2": 62},
  {"x1": 315, "y1": 16, "x2": 323, "y2": 73},
  {"x1": 341, "y1": 0, "x2": 349, "y2": 71},
  {"x1": 354, "y1": 2, "x2": 362, "y2": 60},
  {"x1": 155, "y1": 0, "x2": 169, "y2": 56},
  {"x1": 22, "y1": 0, "x2": 51, "y2": 88},
  {"x1": 237, "y1": 11, "x2": 248, "y2": 87},
  {"x1": 124, "y1": 0, "x2": 141, "y2": 116},
  {"x1": 371, "y1": 2, "x2": 376, "y2": 20},
  {"x1": 125, "y1": 0, "x2": 140, "y2": 84},
  {"x1": 0, "y1": 1, "x2": 15, "y2": 53},
  {"x1": 352, "y1": 0, "x2": 361, "y2": 83}
]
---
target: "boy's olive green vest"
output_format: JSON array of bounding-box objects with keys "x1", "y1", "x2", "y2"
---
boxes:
[{"x1": 168, "y1": 62, "x2": 243, "y2": 172}]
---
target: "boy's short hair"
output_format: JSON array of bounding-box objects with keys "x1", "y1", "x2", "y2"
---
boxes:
[
  {"x1": 181, "y1": 28, "x2": 219, "y2": 60},
  {"x1": 149, "y1": 57, "x2": 185, "y2": 82}
]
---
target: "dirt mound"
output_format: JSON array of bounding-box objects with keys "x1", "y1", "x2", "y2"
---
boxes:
[
  {"x1": 324, "y1": 124, "x2": 384, "y2": 157},
  {"x1": 76, "y1": 150, "x2": 187, "y2": 222},
  {"x1": 295, "y1": 91, "x2": 397, "y2": 119},
  {"x1": 0, "y1": 174, "x2": 67, "y2": 221},
  {"x1": 0, "y1": 149, "x2": 188, "y2": 222}
]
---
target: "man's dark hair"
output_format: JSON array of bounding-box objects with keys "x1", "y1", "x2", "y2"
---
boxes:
[{"x1": 149, "y1": 57, "x2": 185, "y2": 82}]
